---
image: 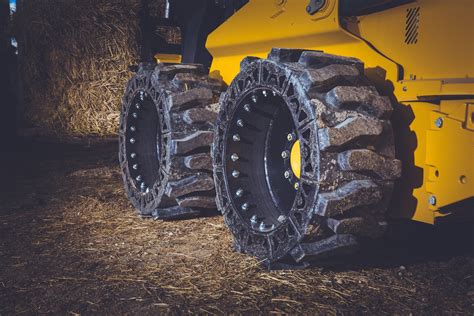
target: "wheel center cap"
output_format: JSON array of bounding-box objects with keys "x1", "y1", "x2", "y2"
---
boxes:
[{"x1": 290, "y1": 140, "x2": 301, "y2": 179}]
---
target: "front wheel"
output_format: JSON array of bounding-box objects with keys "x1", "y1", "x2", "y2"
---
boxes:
[{"x1": 212, "y1": 49, "x2": 402, "y2": 266}]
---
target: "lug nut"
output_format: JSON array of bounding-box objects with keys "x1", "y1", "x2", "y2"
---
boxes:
[
  {"x1": 281, "y1": 151, "x2": 288, "y2": 159},
  {"x1": 232, "y1": 170, "x2": 240, "y2": 178},
  {"x1": 130, "y1": 152, "x2": 137, "y2": 159},
  {"x1": 272, "y1": 91, "x2": 277, "y2": 96},
  {"x1": 237, "y1": 119, "x2": 244, "y2": 127},
  {"x1": 130, "y1": 126, "x2": 136, "y2": 132},
  {"x1": 294, "y1": 182, "x2": 300, "y2": 190},
  {"x1": 244, "y1": 104, "x2": 251, "y2": 112},
  {"x1": 231, "y1": 153, "x2": 239, "y2": 162},
  {"x1": 262, "y1": 90, "x2": 268, "y2": 97},
  {"x1": 140, "y1": 182, "x2": 146, "y2": 190},
  {"x1": 287, "y1": 133, "x2": 294, "y2": 141},
  {"x1": 251, "y1": 95, "x2": 258, "y2": 103},
  {"x1": 232, "y1": 134, "x2": 241, "y2": 142},
  {"x1": 236, "y1": 188, "x2": 244, "y2": 197},
  {"x1": 132, "y1": 112, "x2": 138, "y2": 119},
  {"x1": 135, "y1": 103, "x2": 140, "y2": 110},
  {"x1": 284, "y1": 170, "x2": 290, "y2": 178},
  {"x1": 139, "y1": 91, "x2": 145, "y2": 101},
  {"x1": 132, "y1": 164, "x2": 138, "y2": 170},
  {"x1": 241, "y1": 203, "x2": 249, "y2": 211},
  {"x1": 250, "y1": 214, "x2": 257, "y2": 224},
  {"x1": 278, "y1": 215, "x2": 287, "y2": 223},
  {"x1": 259, "y1": 222, "x2": 268, "y2": 231},
  {"x1": 130, "y1": 138, "x2": 136, "y2": 144},
  {"x1": 136, "y1": 175, "x2": 142, "y2": 181}
]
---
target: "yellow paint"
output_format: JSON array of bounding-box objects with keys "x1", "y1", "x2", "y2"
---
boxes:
[
  {"x1": 207, "y1": 0, "x2": 399, "y2": 85},
  {"x1": 206, "y1": 0, "x2": 474, "y2": 224},
  {"x1": 466, "y1": 103, "x2": 474, "y2": 131},
  {"x1": 154, "y1": 53, "x2": 182, "y2": 64},
  {"x1": 290, "y1": 140, "x2": 301, "y2": 179},
  {"x1": 425, "y1": 105, "x2": 474, "y2": 210}
]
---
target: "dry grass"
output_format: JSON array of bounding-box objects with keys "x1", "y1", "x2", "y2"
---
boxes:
[
  {"x1": 14, "y1": 0, "x2": 167, "y2": 137},
  {"x1": 0, "y1": 140, "x2": 473, "y2": 314}
]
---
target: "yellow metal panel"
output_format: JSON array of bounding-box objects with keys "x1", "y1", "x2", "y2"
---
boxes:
[
  {"x1": 207, "y1": 0, "x2": 399, "y2": 85},
  {"x1": 440, "y1": 100, "x2": 470, "y2": 123},
  {"x1": 154, "y1": 53, "x2": 182, "y2": 64},
  {"x1": 397, "y1": 81, "x2": 474, "y2": 102},
  {"x1": 353, "y1": 0, "x2": 474, "y2": 81},
  {"x1": 347, "y1": 0, "x2": 474, "y2": 100},
  {"x1": 466, "y1": 103, "x2": 474, "y2": 131},
  {"x1": 425, "y1": 109, "x2": 474, "y2": 210}
]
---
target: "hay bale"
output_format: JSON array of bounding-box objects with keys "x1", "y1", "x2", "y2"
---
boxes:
[{"x1": 15, "y1": 0, "x2": 165, "y2": 137}]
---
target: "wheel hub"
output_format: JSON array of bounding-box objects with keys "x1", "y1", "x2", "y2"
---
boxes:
[{"x1": 290, "y1": 140, "x2": 301, "y2": 179}]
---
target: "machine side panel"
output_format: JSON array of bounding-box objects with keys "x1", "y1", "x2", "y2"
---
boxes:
[{"x1": 206, "y1": 0, "x2": 474, "y2": 224}]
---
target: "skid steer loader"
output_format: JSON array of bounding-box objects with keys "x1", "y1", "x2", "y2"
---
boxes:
[{"x1": 119, "y1": 0, "x2": 474, "y2": 266}]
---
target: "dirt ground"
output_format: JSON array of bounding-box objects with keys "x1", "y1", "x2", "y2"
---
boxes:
[{"x1": 0, "y1": 139, "x2": 473, "y2": 315}]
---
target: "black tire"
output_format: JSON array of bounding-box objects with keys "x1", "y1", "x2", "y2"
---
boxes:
[
  {"x1": 119, "y1": 63, "x2": 224, "y2": 220},
  {"x1": 212, "y1": 49, "x2": 402, "y2": 266}
]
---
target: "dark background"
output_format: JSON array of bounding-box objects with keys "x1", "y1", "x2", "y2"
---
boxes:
[{"x1": 0, "y1": 0, "x2": 17, "y2": 148}]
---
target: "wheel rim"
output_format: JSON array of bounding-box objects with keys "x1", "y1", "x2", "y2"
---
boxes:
[
  {"x1": 125, "y1": 90, "x2": 161, "y2": 193},
  {"x1": 224, "y1": 88, "x2": 302, "y2": 233},
  {"x1": 214, "y1": 58, "x2": 321, "y2": 261}
]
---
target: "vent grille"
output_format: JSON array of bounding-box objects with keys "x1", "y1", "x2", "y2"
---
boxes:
[{"x1": 405, "y1": 7, "x2": 420, "y2": 45}]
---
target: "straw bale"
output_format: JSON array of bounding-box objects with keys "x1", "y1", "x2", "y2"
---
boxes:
[{"x1": 15, "y1": 0, "x2": 168, "y2": 137}]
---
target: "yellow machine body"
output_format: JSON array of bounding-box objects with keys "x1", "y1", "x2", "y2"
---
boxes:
[
  {"x1": 206, "y1": 0, "x2": 474, "y2": 224},
  {"x1": 154, "y1": 53, "x2": 182, "y2": 64}
]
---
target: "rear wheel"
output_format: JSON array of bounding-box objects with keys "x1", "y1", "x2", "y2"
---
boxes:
[
  {"x1": 212, "y1": 49, "x2": 401, "y2": 266},
  {"x1": 119, "y1": 63, "x2": 224, "y2": 219}
]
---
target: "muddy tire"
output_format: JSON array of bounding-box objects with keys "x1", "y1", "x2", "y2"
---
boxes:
[
  {"x1": 119, "y1": 63, "x2": 224, "y2": 219},
  {"x1": 212, "y1": 49, "x2": 402, "y2": 266}
]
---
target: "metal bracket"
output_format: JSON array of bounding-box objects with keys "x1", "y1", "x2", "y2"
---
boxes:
[{"x1": 306, "y1": 0, "x2": 326, "y2": 15}]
